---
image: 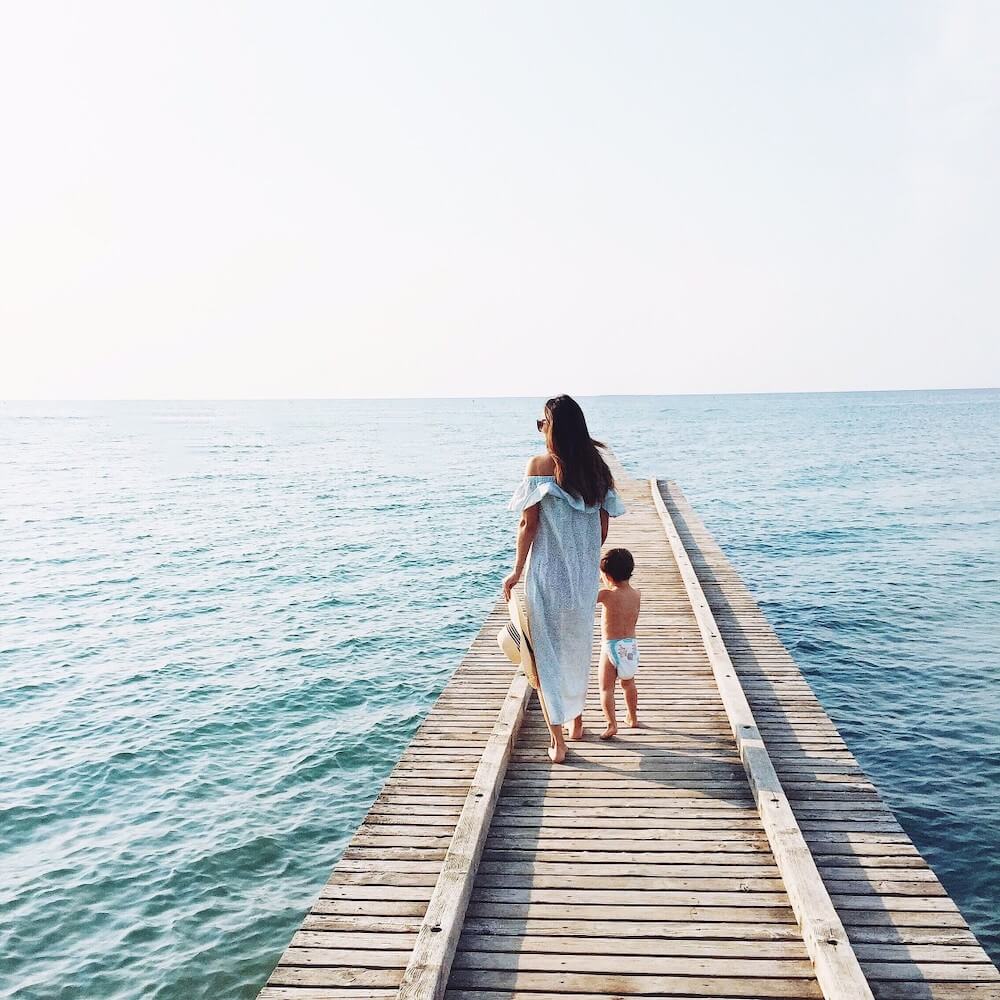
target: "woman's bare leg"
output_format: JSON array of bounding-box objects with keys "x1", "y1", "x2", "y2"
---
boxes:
[
  {"x1": 548, "y1": 723, "x2": 567, "y2": 764},
  {"x1": 599, "y1": 658, "x2": 617, "y2": 739},
  {"x1": 568, "y1": 713, "x2": 585, "y2": 741}
]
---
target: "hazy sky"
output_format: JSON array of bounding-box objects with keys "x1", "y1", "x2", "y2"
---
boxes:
[{"x1": 2, "y1": 1, "x2": 998, "y2": 398}]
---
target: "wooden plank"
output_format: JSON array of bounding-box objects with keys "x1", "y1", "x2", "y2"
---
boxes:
[
  {"x1": 440, "y1": 457, "x2": 823, "y2": 998},
  {"x1": 256, "y1": 451, "x2": 995, "y2": 1000},
  {"x1": 658, "y1": 480, "x2": 999, "y2": 991},
  {"x1": 651, "y1": 477, "x2": 875, "y2": 1000},
  {"x1": 395, "y1": 671, "x2": 533, "y2": 1000}
]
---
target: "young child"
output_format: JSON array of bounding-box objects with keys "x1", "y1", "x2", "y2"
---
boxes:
[{"x1": 597, "y1": 547, "x2": 641, "y2": 739}]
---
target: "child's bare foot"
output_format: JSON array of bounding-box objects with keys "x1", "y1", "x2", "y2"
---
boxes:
[
  {"x1": 568, "y1": 717, "x2": 585, "y2": 741},
  {"x1": 625, "y1": 715, "x2": 639, "y2": 729},
  {"x1": 548, "y1": 742, "x2": 566, "y2": 764},
  {"x1": 600, "y1": 721, "x2": 618, "y2": 740}
]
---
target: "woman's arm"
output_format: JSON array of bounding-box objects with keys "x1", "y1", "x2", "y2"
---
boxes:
[
  {"x1": 600, "y1": 507, "x2": 609, "y2": 544},
  {"x1": 502, "y1": 503, "x2": 540, "y2": 601}
]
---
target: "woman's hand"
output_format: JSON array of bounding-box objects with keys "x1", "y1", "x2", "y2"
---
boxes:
[{"x1": 502, "y1": 569, "x2": 521, "y2": 602}]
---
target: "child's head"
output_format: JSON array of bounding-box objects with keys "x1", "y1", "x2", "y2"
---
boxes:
[{"x1": 601, "y1": 547, "x2": 634, "y2": 584}]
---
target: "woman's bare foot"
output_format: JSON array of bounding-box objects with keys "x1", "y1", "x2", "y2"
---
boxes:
[
  {"x1": 548, "y1": 742, "x2": 567, "y2": 764},
  {"x1": 600, "y1": 721, "x2": 618, "y2": 740},
  {"x1": 568, "y1": 716, "x2": 585, "y2": 741}
]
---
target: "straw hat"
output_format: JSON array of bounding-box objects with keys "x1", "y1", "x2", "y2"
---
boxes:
[{"x1": 496, "y1": 593, "x2": 539, "y2": 690}]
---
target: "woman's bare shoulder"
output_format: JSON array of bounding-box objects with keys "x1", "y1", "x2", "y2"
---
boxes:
[{"x1": 525, "y1": 453, "x2": 556, "y2": 476}]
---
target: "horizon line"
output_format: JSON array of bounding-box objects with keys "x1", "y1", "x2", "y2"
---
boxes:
[{"x1": 1, "y1": 384, "x2": 998, "y2": 404}]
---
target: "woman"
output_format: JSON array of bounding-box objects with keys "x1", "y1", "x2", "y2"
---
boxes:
[{"x1": 502, "y1": 395, "x2": 625, "y2": 763}]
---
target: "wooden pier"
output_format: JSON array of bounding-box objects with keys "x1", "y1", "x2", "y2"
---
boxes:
[{"x1": 258, "y1": 453, "x2": 999, "y2": 999}]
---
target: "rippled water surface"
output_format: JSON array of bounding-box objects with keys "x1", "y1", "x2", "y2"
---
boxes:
[{"x1": 1, "y1": 392, "x2": 997, "y2": 998}]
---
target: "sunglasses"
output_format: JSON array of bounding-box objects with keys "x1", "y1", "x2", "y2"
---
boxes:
[{"x1": 536, "y1": 418, "x2": 549, "y2": 433}]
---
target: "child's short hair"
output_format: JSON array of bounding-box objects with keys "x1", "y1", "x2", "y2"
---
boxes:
[{"x1": 601, "y1": 547, "x2": 634, "y2": 582}]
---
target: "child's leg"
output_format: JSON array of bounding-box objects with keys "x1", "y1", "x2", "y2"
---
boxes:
[
  {"x1": 622, "y1": 677, "x2": 638, "y2": 728},
  {"x1": 599, "y1": 656, "x2": 618, "y2": 740}
]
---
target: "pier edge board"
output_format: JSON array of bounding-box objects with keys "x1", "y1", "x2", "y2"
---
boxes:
[
  {"x1": 651, "y1": 476, "x2": 876, "y2": 1000},
  {"x1": 254, "y1": 452, "x2": 997, "y2": 1000},
  {"x1": 396, "y1": 671, "x2": 533, "y2": 1000},
  {"x1": 656, "y1": 476, "x2": 999, "y2": 992}
]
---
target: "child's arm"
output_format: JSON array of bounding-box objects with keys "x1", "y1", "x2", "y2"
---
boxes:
[{"x1": 597, "y1": 588, "x2": 610, "y2": 606}]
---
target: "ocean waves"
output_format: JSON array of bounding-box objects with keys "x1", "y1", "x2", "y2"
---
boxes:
[{"x1": 1, "y1": 393, "x2": 997, "y2": 997}]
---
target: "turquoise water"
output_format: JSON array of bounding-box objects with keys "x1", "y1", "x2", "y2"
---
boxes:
[{"x1": 1, "y1": 391, "x2": 997, "y2": 998}]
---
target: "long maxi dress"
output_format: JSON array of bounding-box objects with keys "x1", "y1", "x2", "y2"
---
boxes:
[{"x1": 508, "y1": 475, "x2": 626, "y2": 726}]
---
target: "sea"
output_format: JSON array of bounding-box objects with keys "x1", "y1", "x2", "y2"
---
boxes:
[{"x1": 1, "y1": 390, "x2": 997, "y2": 999}]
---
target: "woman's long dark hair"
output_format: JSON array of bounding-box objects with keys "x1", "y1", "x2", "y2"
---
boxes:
[{"x1": 543, "y1": 395, "x2": 614, "y2": 507}]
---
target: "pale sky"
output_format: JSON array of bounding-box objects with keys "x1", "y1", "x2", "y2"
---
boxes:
[{"x1": 2, "y1": 1, "x2": 998, "y2": 399}]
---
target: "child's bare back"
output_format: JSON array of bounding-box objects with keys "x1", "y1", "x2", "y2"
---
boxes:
[{"x1": 600, "y1": 583, "x2": 641, "y2": 640}]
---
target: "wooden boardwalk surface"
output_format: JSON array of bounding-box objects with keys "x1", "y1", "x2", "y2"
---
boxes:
[{"x1": 258, "y1": 454, "x2": 998, "y2": 1000}]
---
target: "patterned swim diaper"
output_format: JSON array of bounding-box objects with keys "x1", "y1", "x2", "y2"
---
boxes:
[{"x1": 603, "y1": 637, "x2": 639, "y2": 680}]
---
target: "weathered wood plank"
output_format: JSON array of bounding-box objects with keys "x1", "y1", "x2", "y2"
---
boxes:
[
  {"x1": 659, "y1": 480, "x2": 999, "y2": 990},
  {"x1": 394, "y1": 673, "x2": 531, "y2": 999},
  {"x1": 255, "y1": 454, "x2": 996, "y2": 1000},
  {"x1": 652, "y1": 477, "x2": 875, "y2": 1000}
]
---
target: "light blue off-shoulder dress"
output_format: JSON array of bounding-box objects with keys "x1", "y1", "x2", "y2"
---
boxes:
[{"x1": 509, "y1": 475, "x2": 626, "y2": 725}]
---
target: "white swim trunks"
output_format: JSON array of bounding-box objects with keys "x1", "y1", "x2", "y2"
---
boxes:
[{"x1": 603, "y1": 637, "x2": 639, "y2": 680}]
